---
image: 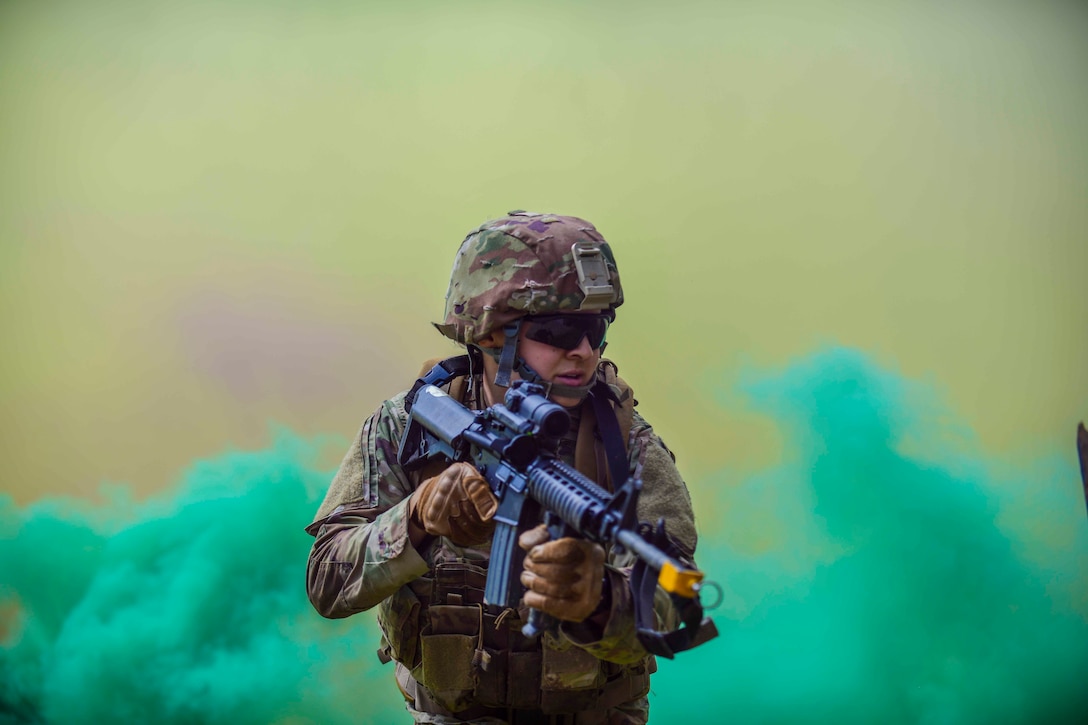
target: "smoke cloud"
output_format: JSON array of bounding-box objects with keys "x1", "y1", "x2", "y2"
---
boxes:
[
  {"x1": 653, "y1": 348, "x2": 1088, "y2": 723},
  {"x1": 0, "y1": 433, "x2": 403, "y2": 724},
  {"x1": 2, "y1": 348, "x2": 1085, "y2": 723}
]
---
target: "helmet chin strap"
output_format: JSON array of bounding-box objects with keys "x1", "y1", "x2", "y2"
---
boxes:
[
  {"x1": 492, "y1": 320, "x2": 522, "y2": 388},
  {"x1": 479, "y1": 320, "x2": 594, "y2": 403}
]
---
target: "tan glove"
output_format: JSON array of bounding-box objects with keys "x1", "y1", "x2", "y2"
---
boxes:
[
  {"x1": 519, "y1": 524, "x2": 606, "y2": 622},
  {"x1": 407, "y1": 462, "x2": 498, "y2": 547}
]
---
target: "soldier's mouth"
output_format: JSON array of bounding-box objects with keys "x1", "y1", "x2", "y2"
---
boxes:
[{"x1": 554, "y1": 371, "x2": 587, "y2": 385}]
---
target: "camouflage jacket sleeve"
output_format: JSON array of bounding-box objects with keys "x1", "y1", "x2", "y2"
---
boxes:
[
  {"x1": 560, "y1": 408, "x2": 699, "y2": 664},
  {"x1": 305, "y1": 392, "x2": 430, "y2": 619}
]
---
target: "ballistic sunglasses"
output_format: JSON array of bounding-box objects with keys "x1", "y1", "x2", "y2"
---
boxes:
[{"x1": 523, "y1": 312, "x2": 613, "y2": 351}]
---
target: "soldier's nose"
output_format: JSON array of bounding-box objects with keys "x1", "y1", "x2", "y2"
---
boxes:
[{"x1": 567, "y1": 334, "x2": 594, "y2": 358}]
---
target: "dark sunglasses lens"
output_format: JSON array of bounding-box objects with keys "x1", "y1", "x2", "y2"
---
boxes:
[{"x1": 526, "y1": 316, "x2": 609, "y2": 350}]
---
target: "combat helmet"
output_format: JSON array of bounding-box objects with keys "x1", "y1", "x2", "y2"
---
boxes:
[{"x1": 434, "y1": 210, "x2": 623, "y2": 399}]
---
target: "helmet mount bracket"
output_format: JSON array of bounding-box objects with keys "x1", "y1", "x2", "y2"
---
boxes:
[{"x1": 572, "y1": 242, "x2": 616, "y2": 311}]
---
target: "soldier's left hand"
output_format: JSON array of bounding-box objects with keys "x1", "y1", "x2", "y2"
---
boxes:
[{"x1": 518, "y1": 524, "x2": 605, "y2": 622}]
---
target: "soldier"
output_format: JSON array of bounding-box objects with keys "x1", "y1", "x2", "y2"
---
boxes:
[{"x1": 306, "y1": 211, "x2": 701, "y2": 724}]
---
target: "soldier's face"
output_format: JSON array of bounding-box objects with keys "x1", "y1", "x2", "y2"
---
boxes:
[
  {"x1": 516, "y1": 329, "x2": 600, "y2": 406},
  {"x1": 479, "y1": 322, "x2": 601, "y2": 408}
]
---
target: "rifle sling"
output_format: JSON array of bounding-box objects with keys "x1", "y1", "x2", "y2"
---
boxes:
[{"x1": 589, "y1": 381, "x2": 629, "y2": 490}]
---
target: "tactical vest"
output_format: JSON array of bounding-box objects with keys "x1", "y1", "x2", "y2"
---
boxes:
[{"x1": 377, "y1": 358, "x2": 653, "y2": 716}]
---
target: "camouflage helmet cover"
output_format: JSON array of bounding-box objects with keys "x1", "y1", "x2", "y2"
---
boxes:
[{"x1": 435, "y1": 211, "x2": 624, "y2": 345}]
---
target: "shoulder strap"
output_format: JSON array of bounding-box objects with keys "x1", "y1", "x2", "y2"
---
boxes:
[
  {"x1": 588, "y1": 361, "x2": 636, "y2": 490},
  {"x1": 405, "y1": 351, "x2": 479, "y2": 413},
  {"x1": 589, "y1": 384, "x2": 628, "y2": 489},
  {"x1": 599, "y1": 360, "x2": 635, "y2": 452}
]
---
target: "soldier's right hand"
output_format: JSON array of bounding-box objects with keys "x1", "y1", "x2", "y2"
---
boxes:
[{"x1": 407, "y1": 462, "x2": 498, "y2": 547}]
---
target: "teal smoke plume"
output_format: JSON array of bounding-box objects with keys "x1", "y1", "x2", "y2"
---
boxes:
[
  {"x1": 0, "y1": 434, "x2": 404, "y2": 723},
  {"x1": 2, "y1": 348, "x2": 1086, "y2": 723},
  {"x1": 653, "y1": 348, "x2": 1088, "y2": 723}
]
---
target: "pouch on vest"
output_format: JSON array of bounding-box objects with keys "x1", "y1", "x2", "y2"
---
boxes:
[
  {"x1": 376, "y1": 585, "x2": 423, "y2": 669},
  {"x1": 431, "y1": 558, "x2": 488, "y2": 605},
  {"x1": 506, "y1": 650, "x2": 542, "y2": 709},
  {"x1": 417, "y1": 604, "x2": 481, "y2": 712},
  {"x1": 537, "y1": 632, "x2": 605, "y2": 712}
]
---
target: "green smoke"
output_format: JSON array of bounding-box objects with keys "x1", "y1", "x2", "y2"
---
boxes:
[
  {"x1": 2, "y1": 348, "x2": 1085, "y2": 723},
  {"x1": 0, "y1": 433, "x2": 404, "y2": 724},
  {"x1": 653, "y1": 348, "x2": 1088, "y2": 723}
]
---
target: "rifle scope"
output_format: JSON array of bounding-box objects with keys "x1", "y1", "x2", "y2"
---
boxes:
[{"x1": 501, "y1": 382, "x2": 569, "y2": 438}]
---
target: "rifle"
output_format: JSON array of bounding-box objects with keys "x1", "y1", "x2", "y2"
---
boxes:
[{"x1": 397, "y1": 363, "x2": 718, "y2": 659}]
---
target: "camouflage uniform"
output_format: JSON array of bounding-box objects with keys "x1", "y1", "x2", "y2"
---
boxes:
[{"x1": 306, "y1": 213, "x2": 700, "y2": 724}]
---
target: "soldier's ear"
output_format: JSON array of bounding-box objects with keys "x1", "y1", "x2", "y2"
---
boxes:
[{"x1": 477, "y1": 330, "x2": 506, "y2": 350}]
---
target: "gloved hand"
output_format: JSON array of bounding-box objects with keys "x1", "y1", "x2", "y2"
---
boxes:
[
  {"x1": 519, "y1": 524, "x2": 606, "y2": 622},
  {"x1": 407, "y1": 462, "x2": 498, "y2": 547}
]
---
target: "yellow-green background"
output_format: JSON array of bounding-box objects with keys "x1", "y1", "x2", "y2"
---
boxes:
[
  {"x1": 2, "y1": 0, "x2": 1084, "y2": 508},
  {"x1": 1, "y1": 0, "x2": 1087, "y2": 721}
]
